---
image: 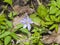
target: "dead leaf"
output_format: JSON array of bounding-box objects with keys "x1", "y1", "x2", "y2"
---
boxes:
[{"x1": 13, "y1": 5, "x2": 35, "y2": 14}]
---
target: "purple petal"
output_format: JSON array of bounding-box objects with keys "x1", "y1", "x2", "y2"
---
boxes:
[
  {"x1": 26, "y1": 17, "x2": 33, "y2": 24},
  {"x1": 27, "y1": 24, "x2": 31, "y2": 31},
  {"x1": 20, "y1": 13, "x2": 33, "y2": 30},
  {"x1": 29, "y1": 19, "x2": 33, "y2": 24},
  {"x1": 20, "y1": 20, "x2": 26, "y2": 24}
]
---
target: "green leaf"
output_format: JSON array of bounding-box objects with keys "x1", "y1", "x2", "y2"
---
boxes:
[
  {"x1": 45, "y1": 22, "x2": 54, "y2": 25},
  {"x1": 13, "y1": 11, "x2": 18, "y2": 16},
  {"x1": 8, "y1": 12, "x2": 17, "y2": 19},
  {"x1": 24, "y1": 42, "x2": 30, "y2": 45},
  {"x1": 13, "y1": 24, "x2": 23, "y2": 32},
  {"x1": 40, "y1": 20, "x2": 46, "y2": 27},
  {"x1": 16, "y1": 24, "x2": 23, "y2": 29},
  {"x1": 30, "y1": 14, "x2": 40, "y2": 26},
  {"x1": 0, "y1": 14, "x2": 6, "y2": 21},
  {"x1": 8, "y1": 12, "x2": 13, "y2": 19},
  {"x1": 0, "y1": 40, "x2": 3, "y2": 45},
  {"x1": 55, "y1": 24, "x2": 58, "y2": 32},
  {"x1": 50, "y1": 15, "x2": 56, "y2": 21},
  {"x1": 0, "y1": 25, "x2": 6, "y2": 29},
  {"x1": 0, "y1": 22, "x2": 6, "y2": 25},
  {"x1": 56, "y1": 16, "x2": 60, "y2": 22},
  {"x1": 4, "y1": 36, "x2": 11, "y2": 45},
  {"x1": 56, "y1": 10, "x2": 60, "y2": 16},
  {"x1": 48, "y1": 0, "x2": 57, "y2": 6},
  {"x1": 4, "y1": 0, "x2": 12, "y2": 5},
  {"x1": 0, "y1": 30, "x2": 5, "y2": 35},
  {"x1": 31, "y1": 31, "x2": 40, "y2": 43},
  {"x1": 0, "y1": 31, "x2": 11, "y2": 38},
  {"x1": 6, "y1": 20, "x2": 12, "y2": 29},
  {"x1": 20, "y1": 28, "x2": 29, "y2": 34},
  {"x1": 54, "y1": 44, "x2": 59, "y2": 45},
  {"x1": 45, "y1": 15, "x2": 51, "y2": 21},
  {"x1": 10, "y1": 33, "x2": 19, "y2": 40},
  {"x1": 49, "y1": 24, "x2": 58, "y2": 30},
  {"x1": 49, "y1": 6, "x2": 58, "y2": 14},
  {"x1": 56, "y1": 0, "x2": 60, "y2": 8},
  {"x1": 38, "y1": 41, "x2": 43, "y2": 45},
  {"x1": 37, "y1": 5, "x2": 48, "y2": 19}
]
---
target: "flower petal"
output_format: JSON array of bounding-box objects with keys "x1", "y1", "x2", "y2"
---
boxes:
[
  {"x1": 20, "y1": 20, "x2": 25, "y2": 23},
  {"x1": 27, "y1": 17, "x2": 33, "y2": 24},
  {"x1": 27, "y1": 24, "x2": 31, "y2": 31},
  {"x1": 23, "y1": 24, "x2": 27, "y2": 28}
]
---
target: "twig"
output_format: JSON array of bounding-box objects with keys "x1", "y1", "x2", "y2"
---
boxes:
[{"x1": 37, "y1": 0, "x2": 42, "y2": 5}]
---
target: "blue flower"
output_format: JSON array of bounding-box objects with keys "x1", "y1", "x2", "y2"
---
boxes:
[{"x1": 20, "y1": 13, "x2": 33, "y2": 31}]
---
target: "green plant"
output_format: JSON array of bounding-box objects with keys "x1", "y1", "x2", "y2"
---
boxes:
[{"x1": 1, "y1": 0, "x2": 60, "y2": 45}]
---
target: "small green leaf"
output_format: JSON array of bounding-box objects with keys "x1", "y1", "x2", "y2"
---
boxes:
[
  {"x1": 56, "y1": 10, "x2": 60, "y2": 16},
  {"x1": 56, "y1": 16, "x2": 60, "y2": 22},
  {"x1": 45, "y1": 22, "x2": 54, "y2": 25},
  {"x1": 0, "y1": 30, "x2": 5, "y2": 35},
  {"x1": 4, "y1": 36, "x2": 11, "y2": 45},
  {"x1": 30, "y1": 14, "x2": 40, "y2": 26},
  {"x1": 0, "y1": 31, "x2": 11, "y2": 38},
  {"x1": 10, "y1": 33, "x2": 19, "y2": 40},
  {"x1": 50, "y1": 15, "x2": 56, "y2": 21},
  {"x1": 0, "y1": 40, "x2": 3, "y2": 45},
  {"x1": 24, "y1": 42, "x2": 30, "y2": 45},
  {"x1": 13, "y1": 24, "x2": 23, "y2": 32},
  {"x1": 20, "y1": 28, "x2": 29, "y2": 34},
  {"x1": 4, "y1": 0, "x2": 12, "y2": 5},
  {"x1": 0, "y1": 25, "x2": 6, "y2": 29},
  {"x1": 0, "y1": 14, "x2": 6, "y2": 21},
  {"x1": 45, "y1": 15, "x2": 51, "y2": 21},
  {"x1": 54, "y1": 43, "x2": 59, "y2": 45},
  {"x1": 37, "y1": 5, "x2": 48, "y2": 19},
  {"x1": 13, "y1": 11, "x2": 18, "y2": 16},
  {"x1": 40, "y1": 20, "x2": 46, "y2": 27},
  {"x1": 49, "y1": 6, "x2": 58, "y2": 14},
  {"x1": 16, "y1": 24, "x2": 23, "y2": 29},
  {"x1": 55, "y1": 24, "x2": 58, "y2": 32},
  {"x1": 49, "y1": 0, "x2": 57, "y2": 6},
  {"x1": 6, "y1": 20, "x2": 13, "y2": 29},
  {"x1": 56, "y1": 0, "x2": 60, "y2": 8},
  {"x1": 38, "y1": 41, "x2": 43, "y2": 45},
  {"x1": 49, "y1": 24, "x2": 58, "y2": 30},
  {"x1": 8, "y1": 12, "x2": 13, "y2": 19}
]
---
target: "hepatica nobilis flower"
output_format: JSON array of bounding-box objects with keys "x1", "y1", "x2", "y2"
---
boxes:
[{"x1": 20, "y1": 13, "x2": 33, "y2": 31}]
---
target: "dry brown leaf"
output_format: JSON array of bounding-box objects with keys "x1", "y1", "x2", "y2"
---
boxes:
[
  {"x1": 41, "y1": 25, "x2": 60, "y2": 44},
  {"x1": 13, "y1": 5, "x2": 35, "y2": 14}
]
